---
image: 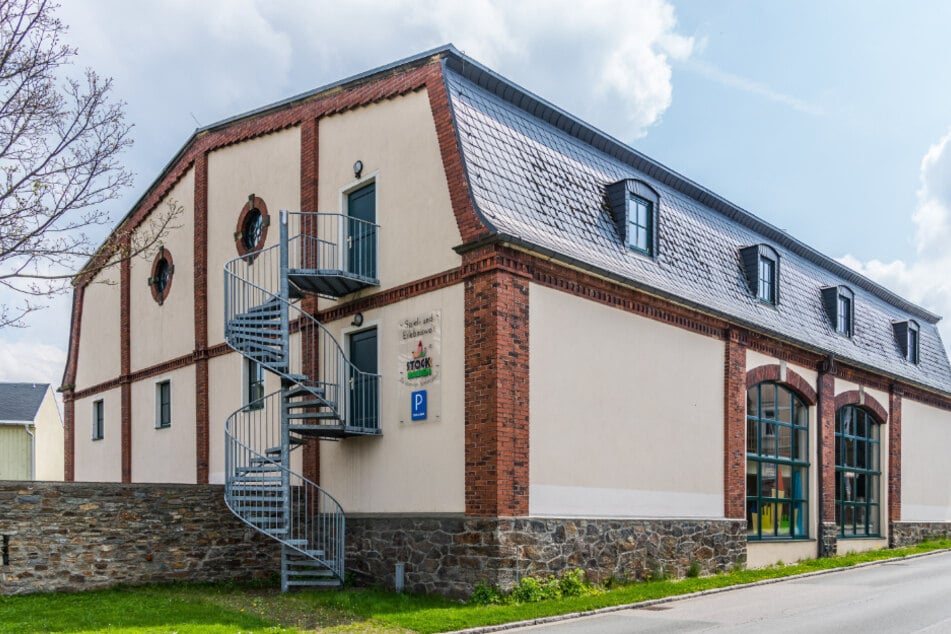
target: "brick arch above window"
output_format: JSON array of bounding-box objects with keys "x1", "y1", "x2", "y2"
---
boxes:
[
  {"x1": 746, "y1": 364, "x2": 817, "y2": 406},
  {"x1": 834, "y1": 390, "x2": 888, "y2": 424}
]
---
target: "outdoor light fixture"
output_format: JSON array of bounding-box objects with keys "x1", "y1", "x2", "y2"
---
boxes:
[
  {"x1": 353, "y1": 160, "x2": 363, "y2": 178},
  {"x1": 351, "y1": 312, "x2": 364, "y2": 327}
]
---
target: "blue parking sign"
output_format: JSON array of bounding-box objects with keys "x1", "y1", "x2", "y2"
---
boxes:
[{"x1": 411, "y1": 390, "x2": 427, "y2": 421}]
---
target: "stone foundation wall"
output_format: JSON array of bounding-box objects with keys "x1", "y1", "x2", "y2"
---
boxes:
[
  {"x1": 0, "y1": 482, "x2": 280, "y2": 595},
  {"x1": 347, "y1": 515, "x2": 747, "y2": 597},
  {"x1": 890, "y1": 521, "x2": 951, "y2": 547}
]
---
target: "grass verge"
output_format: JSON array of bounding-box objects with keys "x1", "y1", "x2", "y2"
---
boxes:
[{"x1": 1, "y1": 539, "x2": 948, "y2": 634}]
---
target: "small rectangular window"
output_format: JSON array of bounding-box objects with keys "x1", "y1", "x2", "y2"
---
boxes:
[
  {"x1": 837, "y1": 294, "x2": 852, "y2": 336},
  {"x1": 156, "y1": 381, "x2": 171, "y2": 429},
  {"x1": 246, "y1": 359, "x2": 264, "y2": 410},
  {"x1": 92, "y1": 400, "x2": 104, "y2": 441},
  {"x1": 627, "y1": 195, "x2": 653, "y2": 255},
  {"x1": 758, "y1": 256, "x2": 776, "y2": 304}
]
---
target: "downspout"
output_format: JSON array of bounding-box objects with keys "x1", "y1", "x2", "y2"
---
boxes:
[{"x1": 23, "y1": 424, "x2": 35, "y2": 480}]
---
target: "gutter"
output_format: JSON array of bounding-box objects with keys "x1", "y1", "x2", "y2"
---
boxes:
[{"x1": 23, "y1": 424, "x2": 35, "y2": 480}]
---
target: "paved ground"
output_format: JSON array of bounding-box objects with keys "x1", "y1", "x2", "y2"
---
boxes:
[{"x1": 506, "y1": 551, "x2": 951, "y2": 633}]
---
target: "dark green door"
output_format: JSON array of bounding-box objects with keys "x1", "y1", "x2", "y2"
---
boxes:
[
  {"x1": 347, "y1": 183, "x2": 376, "y2": 278},
  {"x1": 349, "y1": 328, "x2": 378, "y2": 429}
]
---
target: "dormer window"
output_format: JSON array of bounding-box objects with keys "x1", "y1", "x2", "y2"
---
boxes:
[
  {"x1": 893, "y1": 320, "x2": 920, "y2": 364},
  {"x1": 740, "y1": 244, "x2": 780, "y2": 305},
  {"x1": 822, "y1": 285, "x2": 854, "y2": 337},
  {"x1": 606, "y1": 179, "x2": 660, "y2": 258}
]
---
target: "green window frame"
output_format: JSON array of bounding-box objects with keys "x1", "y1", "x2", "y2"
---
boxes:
[
  {"x1": 156, "y1": 380, "x2": 171, "y2": 429},
  {"x1": 746, "y1": 382, "x2": 810, "y2": 540},
  {"x1": 92, "y1": 399, "x2": 104, "y2": 441},
  {"x1": 835, "y1": 405, "x2": 881, "y2": 537},
  {"x1": 627, "y1": 194, "x2": 653, "y2": 255},
  {"x1": 246, "y1": 358, "x2": 264, "y2": 411}
]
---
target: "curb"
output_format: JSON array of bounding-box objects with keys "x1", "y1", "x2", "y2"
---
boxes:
[{"x1": 449, "y1": 547, "x2": 951, "y2": 633}]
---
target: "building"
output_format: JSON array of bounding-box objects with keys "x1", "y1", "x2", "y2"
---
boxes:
[
  {"x1": 62, "y1": 45, "x2": 951, "y2": 594},
  {"x1": 0, "y1": 383, "x2": 63, "y2": 481}
]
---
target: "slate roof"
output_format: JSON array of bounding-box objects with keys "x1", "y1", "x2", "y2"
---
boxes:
[
  {"x1": 441, "y1": 52, "x2": 951, "y2": 395},
  {"x1": 0, "y1": 383, "x2": 49, "y2": 423}
]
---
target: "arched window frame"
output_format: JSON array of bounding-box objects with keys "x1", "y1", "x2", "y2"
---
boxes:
[
  {"x1": 834, "y1": 402, "x2": 884, "y2": 538},
  {"x1": 746, "y1": 380, "x2": 811, "y2": 541}
]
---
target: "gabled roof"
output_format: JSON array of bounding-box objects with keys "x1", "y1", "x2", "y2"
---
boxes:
[
  {"x1": 0, "y1": 383, "x2": 49, "y2": 423},
  {"x1": 440, "y1": 51, "x2": 951, "y2": 394}
]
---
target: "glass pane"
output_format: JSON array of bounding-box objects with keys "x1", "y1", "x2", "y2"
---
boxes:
[
  {"x1": 746, "y1": 460, "x2": 758, "y2": 496},
  {"x1": 845, "y1": 437, "x2": 856, "y2": 467},
  {"x1": 870, "y1": 422, "x2": 880, "y2": 441},
  {"x1": 843, "y1": 505, "x2": 855, "y2": 535},
  {"x1": 760, "y1": 462, "x2": 778, "y2": 498},
  {"x1": 747, "y1": 500, "x2": 759, "y2": 536},
  {"x1": 842, "y1": 472, "x2": 855, "y2": 501},
  {"x1": 793, "y1": 502, "x2": 807, "y2": 537},
  {"x1": 855, "y1": 411, "x2": 866, "y2": 439},
  {"x1": 835, "y1": 472, "x2": 842, "y2": 503},
  {"x1": 869, "y1": 475, "x2": 879, "y2": 503},
  {"x1": 870, "y1": 440, "x2": 880, "y2": 472},
  {"x1": 747, "y1": 418, "x2": 758, "y2": 454},
  {"x1": 761, "y1": 502, "x2": 777, "y2": 536},
  {"x1": 761, "y1": 385, "x2": 776, "y2": 421},
  {"x1": 869, "y1": 505, "x2": 880, "y2": 535},
  {"x1": 778, "y1": 424, "x2": 792, "y2": 459},
  {"x1": 856, "y1": 439, "x2": 867, "y2": 469},
  {"x1": 856, "y1": 473, "x2": 868, "y2": 502},
  {"x1": 777, "y1": 502, "x2": 791, "y2": 536},
  {"x1": 792, "y1": 467, "x2": 806, "y2": 501},
  {"x1": 778, "y1": 388, "x2": 792, "y2": 424},
  {"x1": 796, "y1": 402, "x2": 809, "y2": 427},
  {"x1": 841, "y1": 407, "x2": 854, "y2": 436},
  {"x1": 777, "y1": 464, "x2": 791, "y2": 500},
  {"x1": 797, "y1": 429, "x2": 808, "y2": 461},
  {"x1": 747, "y1": 387, "x2": 759, "y2": 419},
  {"x1": 855, "y1": 505, "x2": 866, "y2": 534}
]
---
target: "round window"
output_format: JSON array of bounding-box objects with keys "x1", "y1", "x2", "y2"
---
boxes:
[
  {"x1": 149, "y1": 247, "x2": 174, "y2": 305},
  {"x1": 235, "y1": 196, "x2": 270, "y2": 260}
]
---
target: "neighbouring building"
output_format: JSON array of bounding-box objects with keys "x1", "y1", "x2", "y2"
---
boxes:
[
  {"x1": 62, "y1": 45, "x2": 951, "y2": 595},
  {"x1": 0, "y1": 383, "x2": 63, "y2": 481}
]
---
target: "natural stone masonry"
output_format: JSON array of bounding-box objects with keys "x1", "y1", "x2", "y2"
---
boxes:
[
  {"x1": 347, "y1": 515, "x2": 746, "y2": 598},
  {"x1": 890, "y1": 521, "x2": 951, "y2": 547},
  {"x1": 0, "y1": 482, "x2": 279, "y2": 595}
]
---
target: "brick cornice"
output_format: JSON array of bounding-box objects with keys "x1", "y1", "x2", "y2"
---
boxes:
[
  {"x1": 746, "y1": 364, "x2": 818, "y2": 406},
  {"x1": 834, "y1": 390, "x2": 888, "y2": 424}
]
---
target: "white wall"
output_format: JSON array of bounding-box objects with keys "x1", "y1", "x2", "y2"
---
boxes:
[
  {"x1": 73, "y1": 388, "x2": 122, "y2": 482},
  {"x1": 902, "y1": 399, "x2": 951, "y2": 521},
  {"x1": 529, "y1": 283, "x2": 725, "y2": 518},
  {"x1": 130, "y1": 365, "x2": 196, "y2": 483}
]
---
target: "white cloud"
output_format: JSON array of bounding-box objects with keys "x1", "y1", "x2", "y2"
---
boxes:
[
  {"x1": 841, "y1": 129, "x2": 951, "y2": 349},
  {"x1": 0, "y1": 340, "x2": 67, "y2": 387}
]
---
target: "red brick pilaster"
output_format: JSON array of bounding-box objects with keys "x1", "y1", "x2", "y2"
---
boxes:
[
  {"x1": 464, "y1": 248, "x2": 530, "y2": 517},
  {"x1": 63, "y1": 393, "x2": 75, "y2": 481},
  {"x1": 723, "y1": 330, "x2": 747, "y2": 519},
  {"x1": 300, "y1": 115, "x2": 320, "y2": 485},
  {"x1": 120, "y1": 239, "x2": 132, "y2": 483},
  {"x1": 194, "y1": 152, "x2": 209, "y2": 483},
  {"x1": 817, "y1": 372, "x2": 836, "y2": 535},
  {"x1": 889, "y1": 385, "x2": 903, "y2": 523}
]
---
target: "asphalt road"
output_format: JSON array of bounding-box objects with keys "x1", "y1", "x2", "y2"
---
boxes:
[{"x1": 506, "y1": 550, "x2": 951, "y2": 633}]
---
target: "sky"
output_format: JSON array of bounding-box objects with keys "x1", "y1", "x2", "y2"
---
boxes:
[{"x1": 3, "y1": 0, "x2": 951, "y2": 397}]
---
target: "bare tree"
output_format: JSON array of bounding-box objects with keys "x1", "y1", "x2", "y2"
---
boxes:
[{"x1": 0, "y1": 0, "x2": 163, "y2": 329}]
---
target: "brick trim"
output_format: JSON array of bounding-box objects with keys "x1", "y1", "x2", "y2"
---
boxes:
[
  {"x1": 300, "y1": 115, "x2": 320, "y2": 485},
  {"x1": 889, "y1": 388, "x2": 902, "y2": 522},
  {"x1": 745, "y1": 364, "x2": 818, "y2": 406},
  {"x1": 120, "y1": 238, "x2": 132, "y2": 483},
  {"x1": 464, "y1": 250, "x2": 529, "y2": 517},
  {"x1": 724, "y1": 330, "x2": 747, "y2": 519},
  {"x1": 194, "y1": 152, "x2": 209, "y2": 484},
  {"x1": 63, "y1": 394, "x2": 75, "y2": 481},
  {"x1": 833, "y1": 390, "x2": 888, "y2": 424}
]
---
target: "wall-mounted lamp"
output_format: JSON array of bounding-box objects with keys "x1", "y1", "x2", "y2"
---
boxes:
[
  {"x1": 351, "y1": 312, "x2": 364, "y2": 327},
  {"x1": 353, "y1": 160, "x2": 363, "y2": 179}
]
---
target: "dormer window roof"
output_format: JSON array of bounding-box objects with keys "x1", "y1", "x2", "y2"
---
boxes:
[
  {"x1": 893, "y1": 320, "x2": 921, "y2": 364},
  {"x1": 606, "y1": 179, "x2": 660, "y2": 257},
  {"x1": 822, "y1": 285, "x2": 854, "y2": 337},
  {"x1": 740, "y1": 244, "x2": 780, "y2": 305}
]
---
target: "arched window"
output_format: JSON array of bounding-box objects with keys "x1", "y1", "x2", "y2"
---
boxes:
[
  {"x1": 746, "y1": 382, "x2": 809, "y2": 540},
  {"x1": 835, "y1": 405, "x2": 881, "y2": 537}
]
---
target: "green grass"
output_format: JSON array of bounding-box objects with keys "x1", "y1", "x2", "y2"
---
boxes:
[{"x1": 2, "y1": 539, "x2": 949, "y2": 634}]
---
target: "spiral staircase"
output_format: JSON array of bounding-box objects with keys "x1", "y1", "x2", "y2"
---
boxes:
[{"x1": 223, "y1": 210, "x2": 381, "y2": 590}]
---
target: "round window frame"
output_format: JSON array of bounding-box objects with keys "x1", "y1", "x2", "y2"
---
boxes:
[
  {"x1": 149, "y1": 247, "x2": 174, "y2": 305},
  {"x1": 234, "y1": 196, "x2": 270, "y2": 261}
]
